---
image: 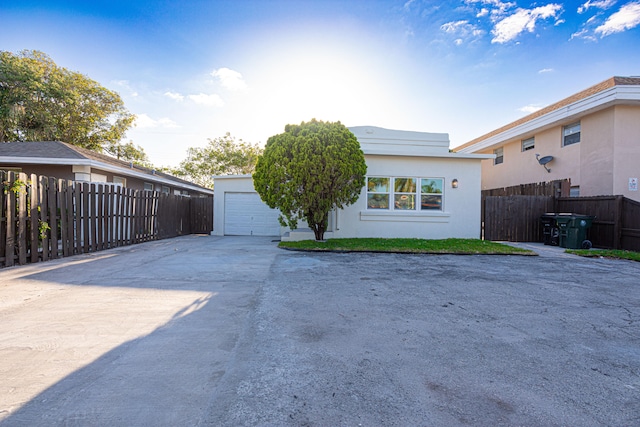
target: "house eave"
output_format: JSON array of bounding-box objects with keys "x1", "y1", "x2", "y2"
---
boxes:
[
  {"x1": 0, "y1": 156, "x2": 214, "y2": 195},
  {"x1": 456, "y1": 84, "x2": 640, "y2": 154}
]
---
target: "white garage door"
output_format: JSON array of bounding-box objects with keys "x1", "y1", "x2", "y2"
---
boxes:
[{"x1": 224, "y1": 192, "x2": 281, "y2": 236}]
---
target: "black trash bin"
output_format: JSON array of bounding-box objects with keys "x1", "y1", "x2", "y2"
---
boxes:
[{"x1": 540, "y1": 213, "x2": 560, "y2": 246}]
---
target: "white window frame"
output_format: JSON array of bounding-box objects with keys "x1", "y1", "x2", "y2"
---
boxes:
[
  {"x1": 161, "y1": 185, "x2": 170, "y2": 194},
  {"x1": 522, "y1": 137, "x2": 535, "y2": 152},
  {"x1": 143, "y1": 182, "x2": 154, "y2": 191},
  {"x1": 366, "y1": 176, "x2": 444, "y2": 211},
  {"x1": 494, "y1": 147, "x2": 504, "y2": 165},
  {"x1": 367, "y1": 177, "x2": 391, "y2": 209},
  {"x1": 563, "y1": 122, "x2": 581, "y2": 146}
]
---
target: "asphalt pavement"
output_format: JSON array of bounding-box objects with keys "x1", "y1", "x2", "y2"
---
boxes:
[{"x1": 0, "y1": 236, "x2": 638, "y2": 426}]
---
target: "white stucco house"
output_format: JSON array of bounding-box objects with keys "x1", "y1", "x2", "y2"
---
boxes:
[{"x1": 213, "y1": 126, "x2": 493, "y2": 240}]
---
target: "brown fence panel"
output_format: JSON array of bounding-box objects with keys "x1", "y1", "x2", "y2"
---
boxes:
[
  {"x1": 621, "y1": 198, "x2": 640, "y2": 251},
  {"x1": 190, "y1": 197, "x2": 214, "y2": 234},
  {"x1": 556, "y1": 196, "x2": 620, "y2": 249},
  {"x1": 484, "y1": 195, "x2": 554, "y2": 242}
]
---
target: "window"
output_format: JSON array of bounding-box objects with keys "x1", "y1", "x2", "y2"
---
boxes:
[
  {"x1": 570, "y1": 186, "x2": 580, "y2": 197},
  {"x1": 522, "y1": 137, "x2": 535, "y2": 151},
  {"x1": 367, "y1": 176, "x2": 443, "y2": 211},
  {"x1": 394, "y1": 178, "x2": 416, "y2": 210},
  {"x1": 367, "y1": 177, "x2": 390, "y2": 209},
  {"x1": 143, "y1": 182, "x2": 154, "y2": 191},
  {"x1": 161, "y1": 185, "x2": 170, "y2": 194},
  {"x1": 563, "y1": 122, "x2": 581, "y2": 146},
  {"x1": 113, "y1": 176, "x2": 126, "y2": 186},
  {"x1": 421, "y1": 178, "x2": 443, "y2": 210},
  {"x1": 494, "y1": 147, "x2": 504, "y2": 165}
]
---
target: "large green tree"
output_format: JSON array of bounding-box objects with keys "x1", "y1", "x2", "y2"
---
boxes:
[
  {"x1": 253, "y1": 119, "x2": 366, "y2": 241},
  {"x1": 174, "y1": 132, "x2": 263, "y2": 188},
  {"x1": 0, "y1": 50, "x2": 140, "y2": 160}
]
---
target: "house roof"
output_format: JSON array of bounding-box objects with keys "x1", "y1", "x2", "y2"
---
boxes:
[
  {"x1": 0, "y1": 141, "x2": 213, "y2": 194},
  {"x1": 455, "y1": 76, "x2": 640, "y2": 153},
  {"x1": 349, "y1": 126, "x2": 493, "y2": 159}
]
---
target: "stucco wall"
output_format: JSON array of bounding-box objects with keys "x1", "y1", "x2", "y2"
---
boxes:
[
  {"x1": 330, "y1": 155, "x2": 482, "y2": 239},
  {"x1": 477, "y1": 107, "x2": 640, "y2": 197},
  {"x1": 613, "y1": 105, "x2": 640, "y2": 201},
  {"x1": 479, "y1": 123, "x2": 583, "y2": 191},
  {"x1": 581, "y1": 108, "x2": 615, "y2": 197},
  {"x1": 213, "y1": 154, "x2": 484, "y2": 240}
]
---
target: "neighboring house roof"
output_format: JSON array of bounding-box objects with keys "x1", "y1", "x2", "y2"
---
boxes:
[
  {"x1": 455, "y1": 76, "x2": 640, "y2": 153},
  {"x1": 0, "y1": 141, "x2": 213, "y2": 195}
]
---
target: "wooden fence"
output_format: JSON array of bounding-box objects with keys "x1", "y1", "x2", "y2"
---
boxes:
[
  {"x1": 481, "y1": 179, "x2": 569, "y2": 241},
  {"x1": 557, "y1": 196, "x2": 640, "y2": 251},
  {"x1": 483, "y1": 195, "x2": 554, "y2": 242},
  {"x1": 0, "y1": 171, "x2": 213, "y2": 268},
  {"x1": 482, "y1": 179, "x2": 640, "y2": 250}
]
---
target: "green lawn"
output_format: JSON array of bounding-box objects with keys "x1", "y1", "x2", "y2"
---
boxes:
[
  {"x1": 566, "y1": 249, "x2": 640, "y2": 262},
  {"x1": 279, "y1": 238, "x2": 536, "y2": 255}
]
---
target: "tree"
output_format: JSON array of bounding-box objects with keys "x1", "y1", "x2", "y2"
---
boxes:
[
  {"x1": 175, "y1": 132, "x2": 263, "y2": 188},
  {"x1": 0, "y1": 50, "x2": 137, "y2": 156},
  {"x1": 253, "y1": 119, "x2": 367, "y2": 241}
]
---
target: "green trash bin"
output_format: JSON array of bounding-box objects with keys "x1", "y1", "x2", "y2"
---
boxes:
[{"x1": 555, "y1": 214, "x2": 596, "y2": 249}]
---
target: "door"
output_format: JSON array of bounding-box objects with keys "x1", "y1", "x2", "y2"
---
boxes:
[{"x1": 224, "y1": 192, "x2": 281, "y2": 236}]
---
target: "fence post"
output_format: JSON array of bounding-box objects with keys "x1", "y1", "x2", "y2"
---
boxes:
[
  {"x1": 17, "y1": 173, "x2": 28, "y2": 265},
  {"x1": 5, "y1": 172, "x2": 16, "y2": 267},
  {"x1": 38, "y1": 176, "x2": 50, "y2": 260},
  {"x1": 29, "y1": 174, "x2": 39, "y2": 263}
]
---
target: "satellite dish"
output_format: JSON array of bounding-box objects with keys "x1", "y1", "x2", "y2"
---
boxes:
[{"x1": 535, "y1": 154, "x2": 553, "y2": 173}]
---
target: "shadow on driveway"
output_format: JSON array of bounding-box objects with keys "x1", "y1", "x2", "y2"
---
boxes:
[{"x1": 1, "y1": 236, "x2": 639, "y2": 426}]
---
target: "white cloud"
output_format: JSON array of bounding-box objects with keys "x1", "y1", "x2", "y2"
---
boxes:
[
  {"x1": 188, "y1": 93, "x2": 225, "y2": 107},
  {"x1": 595, "y1": 1, "x2": 640, "y2": 36},
  {"x1": 111, "y1": 80, "x2": 138, "y2": 97},
  {"x1": 578, "y1": 0, "x2": 616, "y2": 14},
  {"x1": 518, "y1": 104, "x2": 544, "y2": 113},
  {"x1": 135, "y1": 114, "x2": 179, "y2": 129},
  {"x1": 570, "y1": 27, "x2": 598, "y2": 40},
  {"x1": 464, "y1": 0, "x2": 517, "y2": 19},
  {"x1": 441, "y1": 20, "x2": 469, "y2": 33},
  {"x1": 211, "y1": 68, "x2": 248, "y2": 91},
  {"x1": 440, "y1": 20, "x2": 485, "y2": 44},
  {"x1": 538, "y1": 68, "x2": 554, "y2": 73},
  {"x1": 491, "y1": 4, "x2": 563, "y2": 43},
  {"x1": 164, "y1": 91, "x2": 184, "y2": 101}
]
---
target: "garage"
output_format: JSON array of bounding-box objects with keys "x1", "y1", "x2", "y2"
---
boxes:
[{"x1": 223, "y1": 192, "x2": 281, "y2": 236}]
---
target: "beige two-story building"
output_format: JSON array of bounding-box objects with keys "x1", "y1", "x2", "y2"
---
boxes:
[{"x1": 455, "y1": 77, "x2": 640, "y2": 202}]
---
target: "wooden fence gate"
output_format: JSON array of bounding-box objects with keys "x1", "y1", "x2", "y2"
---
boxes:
[{"x1": 483, "y1": 195, "x2": 554, "y2": 242}]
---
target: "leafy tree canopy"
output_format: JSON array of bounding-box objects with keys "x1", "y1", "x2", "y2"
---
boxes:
[
  {"x1": 0, "y1": 50, "x2": 143, "y2": 162},
  {"x1": 253, "y1": 119, "x2": 367, "y2": 241},
  {"x1": 173, "y1": 132, "x2": 263, "y2": 188}
]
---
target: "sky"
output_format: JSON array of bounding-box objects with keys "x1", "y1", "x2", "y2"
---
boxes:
[{"x1": 2, "y1": 0, "x2": 639, "y2": 167}]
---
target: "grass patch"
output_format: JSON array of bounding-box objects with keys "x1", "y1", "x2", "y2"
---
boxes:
[
  {"x1": 279, "y1": 238, "x2": 536, "y2": 255},
  {"x1": 566, "y1": 249, "x2": 640, "y2": 262}
]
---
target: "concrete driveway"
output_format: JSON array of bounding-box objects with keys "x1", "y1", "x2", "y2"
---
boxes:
[{"x1": 0, "y1": 236, "x2": 638, "y2": 426}]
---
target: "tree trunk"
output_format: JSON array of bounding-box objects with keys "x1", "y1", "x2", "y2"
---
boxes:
[{"x1": 311, "y1": 213, "x2": 328, "y2": 241}]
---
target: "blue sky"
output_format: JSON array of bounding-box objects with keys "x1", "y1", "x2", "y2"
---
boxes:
[{"x1": 2, "y1": 0, "x2": 639, "y2": 166}]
